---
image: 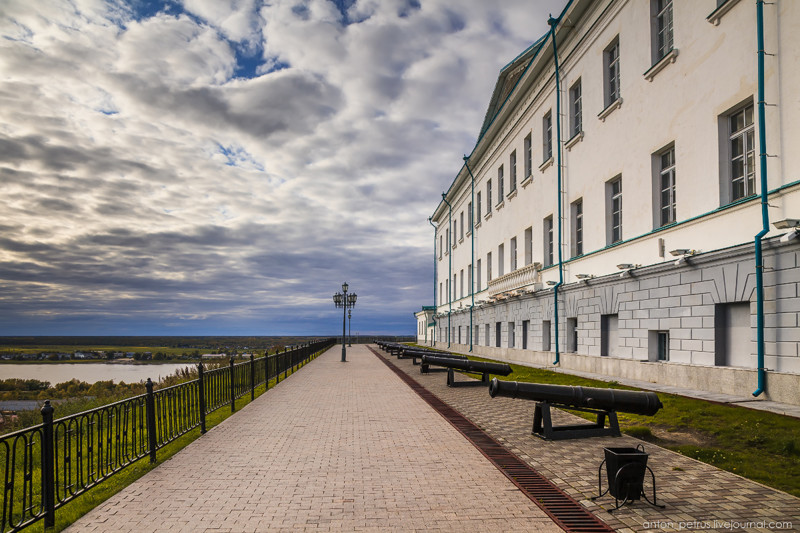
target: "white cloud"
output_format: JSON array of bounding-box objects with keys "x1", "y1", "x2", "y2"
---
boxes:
[{"x1": 0, "y1": 0, "x2": 565, "y2": 334}]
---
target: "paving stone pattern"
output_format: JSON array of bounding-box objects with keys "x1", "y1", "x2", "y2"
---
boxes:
[
  {"x1": 380, "y1": 349, "x2": 800, "y2": 533},
  {"x1": 66, "y1": 345, "x2": 561, "y2": 533}
]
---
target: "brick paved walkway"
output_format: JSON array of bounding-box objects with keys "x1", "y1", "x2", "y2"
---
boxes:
[
  {"x1": 377, "y1": 347, "x2": 800, "y2": 533},
  {"x1": 66, "y1": 345, "x2": 562, "y2": 533}
]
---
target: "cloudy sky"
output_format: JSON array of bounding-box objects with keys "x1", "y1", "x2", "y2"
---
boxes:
[{"x1": 0, "y1": 0, "x2": 564, "y2": 336}]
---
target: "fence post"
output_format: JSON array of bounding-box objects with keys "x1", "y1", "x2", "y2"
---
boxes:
[
  {"x1": 283, "y1": 348, "x2": 288, "y2": 380},
  {"x1": 197, "y1": 363, "x2": 206, "y2": 434},
  {"x1": 250, "y1": 354, "x2": 255, "y2": 401},
  {"x1": 145, "y1": 378, "x2": 157, "y2": 463},
  {"x1": 41, "y1": 400, "x2": 56, "y2": 528},
  {"x1": 265, "y1": 353, "x2": 270, "y2": 390},
  {"x1": 229, "y1": 356, "x2": 236, "y2": 413}
]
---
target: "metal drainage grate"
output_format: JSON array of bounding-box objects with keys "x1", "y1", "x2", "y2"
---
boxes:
[{"x1": 369, "y1": 346, "x2": 614, "y2": 533}]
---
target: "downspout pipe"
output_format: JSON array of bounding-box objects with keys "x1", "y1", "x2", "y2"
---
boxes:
[
  {"x1": 464, "y1": 156, "x2": 477, "y2": 353},
  {"x1": 428, "y1": 217, "x2": 438, "y2": 346},
  {"x1": 441, "y1": 193, "x2": 453, "y2": 348},
  {"x1": 548, "y1": 14, "x2": 565, "y2": 366},
  {"x1": 753, "y1": 0, "x2": 769, "y2": 397}
]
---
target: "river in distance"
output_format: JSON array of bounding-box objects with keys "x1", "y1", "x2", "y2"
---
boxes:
[{"x1": 0, "y1": 363, "x2": 192, "y2": 385}]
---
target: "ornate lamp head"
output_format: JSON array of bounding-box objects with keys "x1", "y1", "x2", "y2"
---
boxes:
[{"x1": 342, "y1": 282, "x2": 349, "y2": 293}]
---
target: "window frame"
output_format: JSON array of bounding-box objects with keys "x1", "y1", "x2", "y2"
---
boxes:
[
  {"x1": 543, "y1": 111, "x2": 553, "y2": 162},
  {"x1": 652, "y1": 144, "x2": 677, "y2": 228},
  {"x1": 569, "y1": 79, "x2": 582, "y2": 139},
  {"x1": 653, "y1": 0, "x2": 674, "y2": 64},
  {"x1": 544, "y1": 215, "x2": 554, "y2": 267},
  {"x1": 603, "y1": 37, "x2": 621, "y2": 108},
  {"x1": 524, "y1": 133, "x2": 532, "y2": 178},
  {"x1": 509, "y1": 150, "x2": 517, "y2": 192},
  {"x1": 718, "y1": 99, "x2": 756, "y2": 205},
  {"x1": 571, "y1": 198, "x2": 583, "y2": 257},
  {"x1": 606, "y1": 176, "x2": 623, "y2": 245}
]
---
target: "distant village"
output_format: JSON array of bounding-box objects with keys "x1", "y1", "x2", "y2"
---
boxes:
[{"x1": 0, "y1": 350, "x2": 257, "y2": 362}]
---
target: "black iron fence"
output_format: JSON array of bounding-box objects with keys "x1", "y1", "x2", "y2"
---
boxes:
[{"x1": 0, "y1": 338, "x2": 335, "y2": 532}]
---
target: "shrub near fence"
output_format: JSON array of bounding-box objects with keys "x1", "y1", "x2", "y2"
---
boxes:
[{"x1": 0, "y1": 338, "x2": 335, "y2": 532}]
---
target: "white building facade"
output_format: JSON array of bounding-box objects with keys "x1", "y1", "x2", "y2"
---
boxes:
[{"x1": 426, "y1": 0, "x2": 800, "y2": 405}]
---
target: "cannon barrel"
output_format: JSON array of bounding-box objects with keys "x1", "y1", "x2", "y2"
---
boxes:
[
  {"x1": 422, "y1": 355, "x2": 512, "y2": 376},
  {"x1": 405, "y1": 350, "x2": 467, "y2": 360},
  {"x1": 489, "y1": 379, "x2": 663, "y2": 416}
]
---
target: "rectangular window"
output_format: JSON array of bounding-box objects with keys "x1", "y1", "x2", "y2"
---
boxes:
[
  {"x1": 446, "y1": 228, "x2": 450, "y2": 251},
  {"x1": 544, "y1": 216, "x2": 554, "y2": 267},
  {"x1": 656, "y1": 146, "x2": 676, "y2": 227},
  {"x1": 476, "y1": 192, "x2": 482, "y2": 220},
  {"x1": 485, "y1": 324, "x2": 490, "y2": 347},
  {"x1": 524, "y1": 226, "x2": 533, "y2": 266},
  {"x1": 524, "y1": 133, "x2": 532, "y2": 177},
  {"x1": 459, "y1": 212, "x2": 464, "y2": 240},
  {"x1": 657, "y1": 331, "x2": 669, "y2": 361},
  {"x1": 458, "y1": 326, "x2": 461, "y2": 345},
  {"x1": 567, "y1": 317, "x2": 578, "y2": 353},
  {"x1": 510, "y1": 237, "x2": 518, "y2": 271},
  {"x1": 468, "y1": 202, "x2": 473, "y2": 229},
  {"x1": 569, "y1": 79, "x2": 582, "y2": 138},
  {"x1": 474, "y1": 325, "x2": 479, "y2": 346},
  {"x1": 601, "y1": 314, "x2": 619, "y2": 356},
  {"x1": 453, "y1": 219, "x2": 457, "y2": 246},
  {"x1": 571, "y1": 199, "x2": 583, "y2": 257},
  {"x1": 542, "y1": 320, "x2": 551, "y2": 351},
  {"x1": 439, "y1": 235, "x2": 442, "y2": 259},
  {"x1": 487, "y1": 252, "x2": 492, "y2": 281},
  {"x1": 487, "y1": 180, "x2": 492, "y2": 210},
  {"x1": 467, "y1": 265, "x2": 472, "y2": 296},
  {"x1": 522, "y1": 320, "x2": 529, "y2": 349},
  {"x1": 543, "y1": 111, "x2": 553, "y2": 162},
  {"x1": 604, "y1": 37, "x2": 620, "y2": 107},
  {"x1": 508, "y1": 322, "x2": 515, "y2": 349},
  {"x1": 510, "y1": 151, "x2": 517, "y2": 191},
  {"x1": 459, "y1": 269, "x2": 464, "y2": 299},
  {"x1": 654, "y1": 0, "x2": 674, "y2": 62},
  {"x1": 495, "y1": 322, "x2": 501, "y2": 348},
  {"x1": 607, "y1": 177, "x2": 622, "y2": 244},
  {"x1": 730, "y1": 104, "x2": 756, "y2": 201},
  {"x1": 497, "y1": 165, "x2": 504, "y2": 200},
  {"x1": 446, "y1": 277, "x2": 450, "y2": 303},
  {"x1": 439, "y1": 282, "x2": 442, "y2": 305},
  {"x1": 498, "y1": 243, "x2": 505, "y2": 277},
  {"x1": 477, "y1": 259, "x2": 482, "y2": 291},
  {"x1": 453, "y1": 273, "x2": 457, "y2": 301}
]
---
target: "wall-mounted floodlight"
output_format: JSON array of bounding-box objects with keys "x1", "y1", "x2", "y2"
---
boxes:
[
  {"x1": 546, "y1": 280, "x2": 557, "y2": 286},
  {"x1": 670, "y1": 249, "x2": 697, "y2": 266},
  {"x1": 575, "y1": 274, "x2": 594, "y2": 280},
  {"x1": 774, "y1": 219, "x2": 800, "y2": 243},
  {"x1": 773, "y1": 218, "x2": 800, "y2": 229},
  {"x1": 617, "y1": 263, "x2": 635, "y2": 270}
]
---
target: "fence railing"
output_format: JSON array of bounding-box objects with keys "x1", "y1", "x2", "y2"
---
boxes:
[{"x1": 0, "y1": 338, "x2": 335, "y2": 532}]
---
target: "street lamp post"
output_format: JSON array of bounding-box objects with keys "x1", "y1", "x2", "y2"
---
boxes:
[
  {"x1": 347, "y1": 309, "x2": 352, "y2": 346},
  {"x1": 332, "y1": 282, "x2": 357, "y2": 362}
]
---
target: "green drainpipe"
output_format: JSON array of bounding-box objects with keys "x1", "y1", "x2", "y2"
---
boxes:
[
  {"x1": 753, "y1": 0, "x2": 769, "y2": 397},
  {"x1": 441, "y1": 193, "x2": 453, "y2": 348},
  {"x1": 428, "y1": 217, "x2": 438, "y2": 346},
  {"x1": 548, "y1": 14, "x2": 565, "y2": 366},
  {"x1": 463, "y1": 156, "x2": 477, "y2": 352}
]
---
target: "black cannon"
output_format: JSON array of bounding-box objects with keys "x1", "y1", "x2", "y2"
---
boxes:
[
  {"x1": 422, "y1": 355, "x2": 512, "y2": 387},
  {"x1": 489, "y1": 379, "x2": 663, "y2": 440},
  {"x1": 404, "y1": 349, "x2": 466, "y2": 365}
]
